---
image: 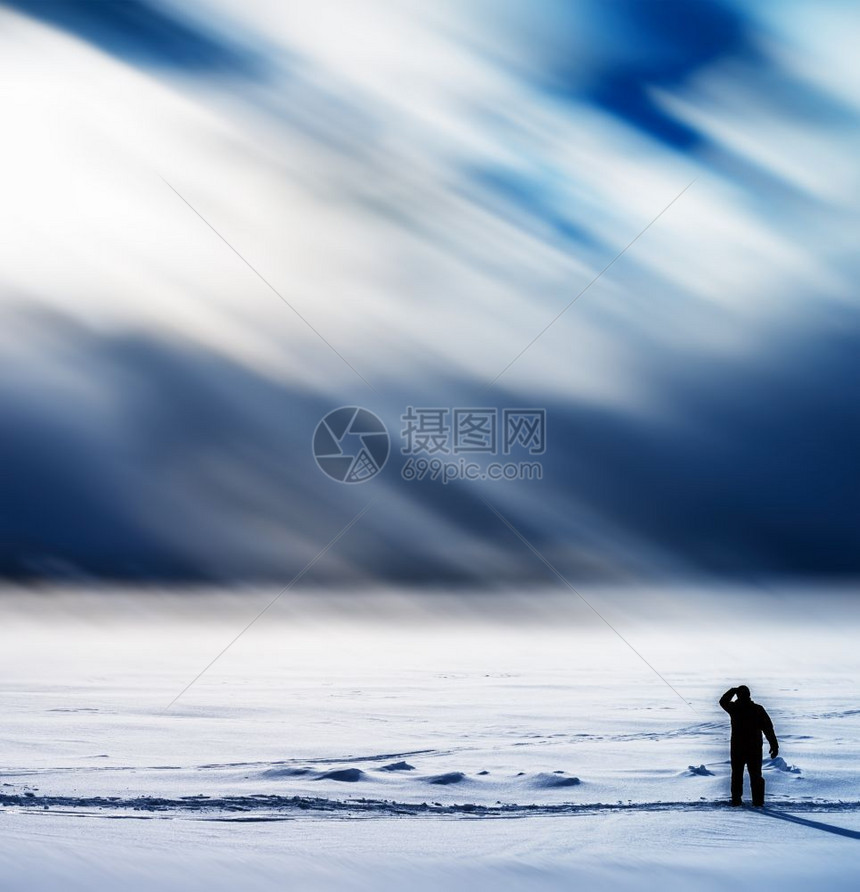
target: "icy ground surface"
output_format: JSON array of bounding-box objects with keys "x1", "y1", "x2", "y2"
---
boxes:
[{"x1": 1, "y1": 587, "x2": 859, "y2": 890}]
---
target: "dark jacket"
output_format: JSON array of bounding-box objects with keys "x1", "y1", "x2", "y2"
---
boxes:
[{"x1": 719, "y1": 689, "x2": 778, "y2": 753}]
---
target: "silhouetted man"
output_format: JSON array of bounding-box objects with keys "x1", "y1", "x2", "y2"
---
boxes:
[{"x1": 719, "y1": 685, "x2": 778, "y2": 807}]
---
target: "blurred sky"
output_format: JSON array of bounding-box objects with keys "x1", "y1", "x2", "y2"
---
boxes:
[{"x1": 0, "y1": 0, "x2": 858, "y2": 585}]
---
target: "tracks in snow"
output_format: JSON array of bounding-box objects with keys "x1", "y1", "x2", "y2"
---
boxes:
[{"x1": 2, "y1": 793, "x2": 859, "y2": 820}]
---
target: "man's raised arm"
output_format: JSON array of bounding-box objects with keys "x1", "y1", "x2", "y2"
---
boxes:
[{"x1": 719, "y1": 687, "x2": 737, "y2": 713}]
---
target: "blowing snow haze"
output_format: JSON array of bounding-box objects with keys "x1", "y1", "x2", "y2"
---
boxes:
[{"x1": 1, "y1": 0, "x2": 859, "y2": 585}]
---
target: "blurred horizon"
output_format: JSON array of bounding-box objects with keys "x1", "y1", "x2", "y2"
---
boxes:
[{"x1": 1, "y1": 0, "x2": 859, "y2": 587}]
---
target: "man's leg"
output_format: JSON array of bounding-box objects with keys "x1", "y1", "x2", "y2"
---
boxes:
[
  {"x1": 749, "y1": 749, "x2": 765, "y2": 806},
  {"x1": 730, "y1": 750, "x2": 744, "y2": 804}
]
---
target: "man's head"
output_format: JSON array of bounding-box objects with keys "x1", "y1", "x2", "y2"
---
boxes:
[{"x1": 736, "y1": 685, "x2": 751, "y2": 701}]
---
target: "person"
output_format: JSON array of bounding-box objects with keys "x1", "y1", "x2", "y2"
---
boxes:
[{"x1": 719, "y1": 685, "x2": 778, "y2": 807}]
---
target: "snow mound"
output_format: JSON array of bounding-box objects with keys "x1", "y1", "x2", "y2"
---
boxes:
[
  {"x1": 424, "y1": 772, "x2": 466, "y2": 785},
  {"x1": 380, "y1": 761, "x2": 415, "y2": 772},
  {"x1": 316, "y1": 768, "x2": 365, "y2": 782},
  {"x1": 767, "y1": 757, "x2": 801, "y2": 774},
  {"x1": 532, "y1": 773, "x2": 581, "y2": 788}
]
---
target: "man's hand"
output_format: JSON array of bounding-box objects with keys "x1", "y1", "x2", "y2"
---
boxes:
[
  {"x1": 769, "y1": 747, "x2": 778, "y2": 759},
  {"x1": 719, "y1": 687, "x2": 738, "y2": 712}
]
